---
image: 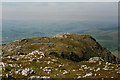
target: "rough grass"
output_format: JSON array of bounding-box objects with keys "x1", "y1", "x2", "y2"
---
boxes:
[{"x1": 2, "y1": 54, "x2": 119, "y2": 78}]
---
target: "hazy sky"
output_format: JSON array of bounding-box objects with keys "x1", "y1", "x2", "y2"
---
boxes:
[{"x1": 2, "y1": 2, "x2": 118, "y2": 22}]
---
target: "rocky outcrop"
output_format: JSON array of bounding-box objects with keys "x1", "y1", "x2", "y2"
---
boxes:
[
  {"x1": 15, "y1": 68, "x2": 35, "y2": 76},
  {"x1": 88, "y1": 57, "x2": 104, "y2": 63}
]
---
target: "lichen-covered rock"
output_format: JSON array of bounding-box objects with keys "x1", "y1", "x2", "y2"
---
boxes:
[
  {"x1": 54, "y1": 33, "x2": 73, "y2": 38},
  {"x1": 63, "y1": 70, "x2": 68, "y2": 75},
  {"x1": 43, "y1": 67, "x2": 51, "y2": 72},
  {"x1": 29, "y1": 76, "x2": 40, "y2": 79},
  {"x1": 88, "y1": 57, "x2": 104, "y2": 63},
  {"x1": 21, "y1": 68, "x2": 35, "y2": 76},
  {"x1": 83, "y1": 72, "x2": 93, "y2": 78},
  {"x1": 40, "y1": 76, "x2": 50, "y2": 79}
]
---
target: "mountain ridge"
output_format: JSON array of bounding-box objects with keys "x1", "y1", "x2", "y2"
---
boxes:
[{"x1": 2, "y1": 33, "x2": 119, "y2": 63}]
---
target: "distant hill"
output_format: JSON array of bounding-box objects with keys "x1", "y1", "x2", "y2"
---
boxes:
[{"x1": 77, "y1": 26, "x2": 118, "y2": 52}]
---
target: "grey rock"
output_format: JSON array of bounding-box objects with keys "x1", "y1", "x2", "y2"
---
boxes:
[
  {"x1": 29, "y1": 76, "x2": 40, "y2": 79},
  {"x1": 21, "y1": 68, "x2": 35, "y2": 76},
  {"x1": 88, "y1": 57, "x2": 104, "y2": 63}
]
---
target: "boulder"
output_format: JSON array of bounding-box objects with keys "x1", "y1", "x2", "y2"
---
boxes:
[
  {"x1": 29, "y1": 76, "x2": 40, "y2": 79},
  {"x1": 17, "y1": 52, "x2": 24, "y2": 55},
  {"x1": 88, "y1": 57, "x2": 104, "y2": 63},
  {"x1": 43, "y1": 67, "x2": 51, "y2": 72},
  {"x1": 21, "y1": 68, "x2": 35, "y2": 76}
]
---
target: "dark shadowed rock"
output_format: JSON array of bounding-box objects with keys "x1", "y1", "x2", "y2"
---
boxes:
[
  {"x1": 17, "y1": 52, "x2": 24, "y2": 55},
  {"x1": 49, "y1": 52, "x2": 59, "y2": 57},
  {"x1": 69, "y1": 52, "x2": 81, "y2": 62}
]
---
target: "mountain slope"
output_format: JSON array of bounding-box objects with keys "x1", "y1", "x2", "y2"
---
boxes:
[
  {"x1": 2, "y1": 33, "x2": 119, "y2": 79},
  {"x1": 2, "y1": 33, "x2": 119, "y2": 63}
]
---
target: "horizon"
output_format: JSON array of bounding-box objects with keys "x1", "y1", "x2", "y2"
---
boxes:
[{"x1": 3, "y1": 2, "x2": 118, "y2": 23}]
